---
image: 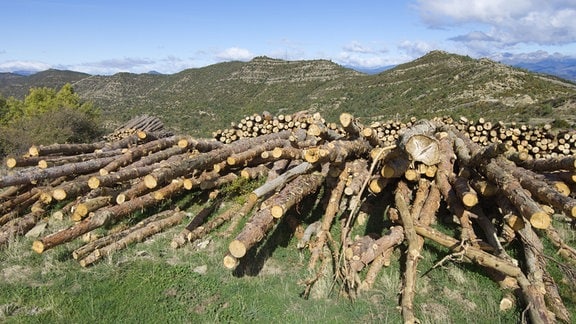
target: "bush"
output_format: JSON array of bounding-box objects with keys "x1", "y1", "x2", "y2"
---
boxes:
[{"x1": 0, "y1": 107, "x2": 104, "y2": 157}]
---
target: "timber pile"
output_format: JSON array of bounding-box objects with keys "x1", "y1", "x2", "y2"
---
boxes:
[
  {"x1": 1, "y1": 111, "x2": 576, "y2": 323},
  {"x1": 103, "y1": 114, "x2": 172, "y2": 142}
]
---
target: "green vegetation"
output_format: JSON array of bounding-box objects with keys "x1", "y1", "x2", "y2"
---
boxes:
[
  {"x1": 0, "y1": 51, "x2": 575, "y2": 323},
  {"x1": 2, "y1": 206, "x2": 549, "y2": 323},
  {"x1": 0, "y1": 84, "x2": 103, "y2": 156}
]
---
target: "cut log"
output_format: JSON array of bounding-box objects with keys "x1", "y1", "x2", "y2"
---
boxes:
[
  {"x1": 71, "y1": 196, "x2": 113, "y2": 222},
  {"x1": 73, "y1": 209, "x2": 181, "y2": 260},
  {"x1": 0, "y1": 155, "x2": 117, "y2": 188},
  {"x1": 79, "y1": 210, "x2": 186, "y2": 267},
  {"x1": 496, "y1": 158, "x2": 576, "y2": 219},
  {"x1": 308, "y1": 165, "x2": 349, "y2": 269},
  {"x1": 248, "y1": 162, "x2": 314, "y2": 203},
  {"x1": 228, "y1": 208, "x2": 275, "y2": 258},
  {"x1": 485, "y1": 159, "x2": 551, "y2": 229},
  {"x1": 398, "y1": 120, "x2": 440, "y2": 166},
  {"x1": 269, "y1": 171, "x2": 325, "y2": 219},
  {"x1": 32, "y1": 180, "x2": 186, "y2": 253}
]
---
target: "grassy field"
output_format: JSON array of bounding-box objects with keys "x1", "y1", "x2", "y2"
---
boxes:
[{"x1": 3, "y1": 198, "x2": 569, "y2": 323}]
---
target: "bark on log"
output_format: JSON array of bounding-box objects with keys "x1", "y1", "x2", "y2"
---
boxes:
[
  {"x1": 482, "y1": 158, "x2": 551, "y2": 229},
  {"x1": 496, "y1": 158, "x2": 576, "y2": 219},
  {"x1": 395, "y1": 180, "x2": 419, "y2": 324},
  {"x1": 71, "y1": 196, "x2": 113, "y2": 222},
  {"x1": 79, "y1": 210, "x2": 186, "y2": 267},
  {"x1": 28, "y1": 141, "x2": 107, "y2": 157},
  {"x1": 141, "y1": 130, "x2": 292, "y2": 190},
  {"x1": 0, "y1": 156, "x2": 117, "y2": 188},
  {"x1": 99, "y1": 135, "x2": 186, "y2": 175},
  {"x1": 228, "y1": 207, "x2": 276, "y2": 258},
  {"x1": 510, "y1": 155, "x2": 576, "y2": 172},
  {"x1": 248, "y1": 162, "x2": 314, "y2": 203},
  {"x1": 269, "y1": 171, "x2": 325, "y2": 219},
  {"x1": 32, "y1": 180, "x2": 185, "y2": 253},
  {"x1": 73, "y1": 209, "x2": 181, "y2": 260},
  {"x1": 309, "y1": 165, "x2": 349, "y2": 269},
  {"x1": 303, "y1": 138, "x2": 371, "y2": 164},
  {"x1": 0, "y1": 211, "x2": 44, "y2": 247},
  {"x1": 517, "y1": 223, "x2": 570, "y2": 322}
]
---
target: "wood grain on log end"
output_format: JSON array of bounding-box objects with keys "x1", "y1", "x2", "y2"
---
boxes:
[
  {"x1": 223, "y1": 254, "x2": 239, "y2": 269},
  {"x1": 32, "y1": 240, "x2": 45, "y2": 254},
  {"x1": 144, "y1": 175, "x2": 158, "y2": 189},
  {"x1": 529, "y1": 212, "x2": 551, "y2": 229},
  {"x1": 52, "y1": 188, "x2": 67, "y2": 201},
  {"x1": 5, "y1": 157, "x2": 17, "y2": 169},
  {"x1": 88, "y1": 177, "x2": 100, "y2": 189},
  {"x1": 229, "y1": 240, "x2": 247, "y2": 258},
  {"x1": 271, "y1": 205, "x2": 285, "y2": 219},
  {"x1": 37, "y1": 160, "x2": 48, "y2": 169}
]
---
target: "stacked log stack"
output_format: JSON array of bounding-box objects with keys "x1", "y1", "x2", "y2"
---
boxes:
[{"x1": 1, "y1": 112, "x2": 576, "y2": 323}]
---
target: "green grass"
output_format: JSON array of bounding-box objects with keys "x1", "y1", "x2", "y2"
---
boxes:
[{"x1": 2, "y1": 208, "x2": 556, "y2": 323}]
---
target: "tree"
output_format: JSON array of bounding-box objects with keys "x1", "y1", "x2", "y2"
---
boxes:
[{"x1": 0, "y1": 84, "x2": 102, "y2": 156}]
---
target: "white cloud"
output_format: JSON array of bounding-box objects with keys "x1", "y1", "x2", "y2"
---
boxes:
[
  {"x1": 0, "y1": 60, "x2": 52, "y2": 72},
  {"x1": 416, "y1": 0, "x2": 576, "y2": 46},
  {"x1": 215, "y1": 47, "x2": 254, "y2": 62},
  {"x1": 398, "y1": 40, "x2": 435, "y2": 58},
  {"x1": 335, "y1": 41, "x2": 393, "y2": 68}
]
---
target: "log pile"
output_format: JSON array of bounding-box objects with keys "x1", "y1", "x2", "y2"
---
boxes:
[{"x1": 1, "y1": 111, "x2": 576, "y2": 323}]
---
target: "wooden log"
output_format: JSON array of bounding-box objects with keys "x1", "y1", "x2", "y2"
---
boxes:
[
  {"x1": 517, "y1": 223, "x2": 570, "y2": 322},
  {"x1": 226, "y1": 138, "x2": 287, "y2": 166},
  {"x1": 451, "y1": 175, "x2": 479, "y2": 208},
  {"x1": 483, "y1": 159, "x2": 551, "y2": 229},
  {"x1": 343, "y1": 159, "x2": 369, "y2": 196},
  {"x1": 395, "y1": 180, "x2": 419, "y2": 323},
  {"x1": 269, "y1": 171, "x2": 325, "y2": 219},
  {"x1": 79, "y1": 210, "x2": 186, "y2": 267},
  {"x1": 71, "y1": 196, "x2": 113, "y2": 222},
  {"x1": 248, "y1": 162, "x2": 314, "y2": 203},
  {"x1": 511, "y1": 154, "x2": 576, "y2": 172},
  {"x1": 436, "y1": 133, "x2": 477, "y2": 242},
  {"x1": 73, "y1": 209, "x2": 181, "y2": 260},
  {"x1": 380, "y1": 151, "x2": 410, "y2": 178},
  {"x1": 28, "y1": 141, "x2": 107, "y2": 157},
  {"x1": 303, "y1": 138, "x2": 371, "y2": 165},
  {"x1": 309, "y1": 165, "x2": 349, "y2": 269},
  {"x1": 339, "y1": 112, "x2": 362, "y2": 137},
  {"x1": 87, "y1": 153, "x2": 184, "y2": 189},
  {"x1": 51, "y1": 174, "x2": 94, "y2": 201},
  {"x1": 228, "y1": 207, "x2": 276, "y2": 258},
  {"x1": 0, "y1": 155, "x2": 117, "y2": 188},
  {"x1": 398, "y1": 120, "x2": 440, "y2": 166},
  {"x1": 32, "y1": 180, "x2": 185, "y2": 253},
  {"x1": 0, "y1": 210, "x2": 45, "y2": 247},
  {"x1": 496, "y1": 159, "x2": 576, "y2": 219},
  {"x1": 142, "y1": 130, "x2": 292, "y2": 190},
  {"x1": 99, "y1": 135, "x2": 185, "y2": 175},
  {"x1": 346, "y1": 226, "x2": 404, "y2": 272}
]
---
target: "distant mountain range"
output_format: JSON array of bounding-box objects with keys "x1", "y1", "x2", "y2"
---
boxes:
[{"x1": 1, "y1": 51, "x2": 575, "y2": 136}]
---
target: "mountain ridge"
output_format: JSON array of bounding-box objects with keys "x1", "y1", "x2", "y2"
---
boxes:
[{"x1": 1, "y1": 51, "x2": 575, "y2": 136}]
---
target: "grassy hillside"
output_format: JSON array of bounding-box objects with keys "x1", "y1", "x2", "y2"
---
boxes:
[
  {"x1": 70, "y1": 51, "x2": 576, "y2": 136},
  {"x1": 0, "y1": 70, "x2": 90, "y2": 99}
]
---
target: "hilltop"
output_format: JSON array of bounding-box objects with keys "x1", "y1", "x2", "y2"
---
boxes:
[{"x1": 1, "y1": 51, "x2": 575, "y2": 136}]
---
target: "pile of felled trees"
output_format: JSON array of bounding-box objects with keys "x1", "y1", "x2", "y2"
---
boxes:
[{"x1": 1, "y1": 111, "x2": 576, "y2": 323}]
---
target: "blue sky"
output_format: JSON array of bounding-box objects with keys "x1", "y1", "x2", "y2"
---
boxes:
[{"x1": 1, "y1": 0, "x2": 575, "y2": 75}]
